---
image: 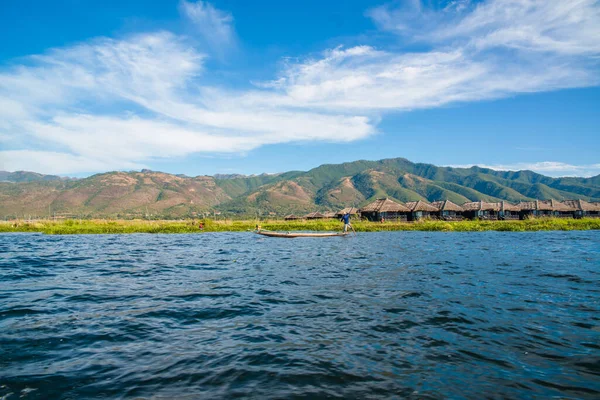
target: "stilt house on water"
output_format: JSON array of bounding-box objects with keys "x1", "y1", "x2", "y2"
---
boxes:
[
  {"x1": 543, "y1": 200, "x2": 577, "y2": 218},
  {"x1": 431, "y1": 200, "x2": 464, "y2": 221},
  {"x1": 498, "y1": 201, "x2": 521, "y2": 220},
  {"x1": 405, "y1": 200, "x2": 439, "y2": 221},
  {"x1": 359, "y1": 198, "x2": 411, "y2": 222},
  {"x1": 561, "y1": 200, "x2": 600, "y2": 218},
  {"x1": 519, "y1": 200, "x2": 554, "y2": 219},
  {"x1": 461, "y1": 201, "x2": 500, "y2": 220}
]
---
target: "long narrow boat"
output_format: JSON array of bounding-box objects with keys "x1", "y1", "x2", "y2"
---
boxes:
[{"x1": 254, "y1": 230, "x2": 349, "y2": 238}]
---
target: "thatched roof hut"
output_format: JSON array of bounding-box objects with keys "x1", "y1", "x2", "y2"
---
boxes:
[
  {"x1": 431, "y1": 200, "x2": 464, "y2": 212},
  {"x1": 361, "y1": 198, "x2": 410, "y2": 213},
  {"x1": 405, "y1": 201, "x2": 438, "y2": 212},
  {"x1": 561, "y1": 199, "x2": 600, "y2": 218},
  {"x1": 461, "y1": 201, "x2": 500, "y2": 219},
  {"x1": 542, "y1": 199, "x2": 576, "y2": 212},
  {"x1": 284, "y1": 214, "x2": 301, "y2": 220},
  {"x1": 303, "y1": 212, "x2": 326, "y2": 220},
  {"x1": 562, "y1": 199, "x2": 600, "y2": 211},
  {"x1": 519, "y1": 200, "x2": 553, "y2": 212},
  {"x1": 322, "y1": 211, "x2": 337, "y2": 218},
  {"x1": 492, "y1": 201, "x2": 521, "y2": 220},
  {"x1": 359, "y1": 198, "x2": 410, "y2": 221},
  {"x1": 462, "y1": 201, "x2": 499, "y2": 211},
  {"x1": 497, "y1": 201, "x2": 520, "y2": 212},
  {"x1": 405, "y1": 200, "x2": 439, "y2": 221},
  {"x1": 431, "y1": 200, "x2": 464, "y2": 220},
  {"x1": 518, "y1": 199, "x2": 577, "y2": 218}
]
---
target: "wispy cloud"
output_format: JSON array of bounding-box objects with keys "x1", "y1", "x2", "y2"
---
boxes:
[
  {"x1": 449, "y1": 161, "x2": 600, "y2": 178},
  {"x1": 179, "y1": 0, "x2": 237, "y2": 54},
  {"x1": 368, "y1": 0, "x2": 600, "y2": 55},
  {"x1": 248, "y1": 45, "x2": 594, "y2": 111},
  {"x1": 253, "y1": 0, "x2": 599, "y2": 111},
  {"x1": 0, "y1": 32, "x2": 374, "y2": 174}
]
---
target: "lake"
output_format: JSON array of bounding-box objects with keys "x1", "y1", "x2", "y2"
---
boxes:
[{"x1": 1, "y1": 231, "x2": 599, "y2": 399}]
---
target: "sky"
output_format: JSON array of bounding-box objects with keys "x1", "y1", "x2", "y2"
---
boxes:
[{"x1": 0, "y1": 0, "x2": 599, "y2": 178}]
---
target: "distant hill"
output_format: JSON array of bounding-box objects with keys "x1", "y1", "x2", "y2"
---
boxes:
[
  {"x1": 1, "y1": 158, "x2": 599, "y2": 218},
  {"x1": 0, "y1": 171, "x2": 67, "y2": 183}
]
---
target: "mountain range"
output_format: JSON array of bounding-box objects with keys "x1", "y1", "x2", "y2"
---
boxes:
[{"x1": 1, "y1": 158, "x2": 599, "y2": 219}]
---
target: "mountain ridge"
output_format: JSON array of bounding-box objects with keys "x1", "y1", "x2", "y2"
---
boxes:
[{"x1": 1, "y1": 158, "x2": 599, "y2": 218}]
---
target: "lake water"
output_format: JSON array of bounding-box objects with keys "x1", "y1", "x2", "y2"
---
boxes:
[{"x1": 1, "y1": 231, "x2": 599, "y2": 399}]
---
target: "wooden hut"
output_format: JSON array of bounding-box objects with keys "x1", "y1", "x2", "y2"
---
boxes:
[
  {"x1": 405, "y1": 200, "x2": 439, "y2": 221},
  {"x1": 303, "y1": 212, "x2": 326, "y2": 220},
  {"x1": 497, "y1": 201, "x2": 520, "y2": 220},
  {"x1": 284, "y1": 214, "x2": 301, "y2": 220},
  {"x1": 322, "y1": 211, "x2": 337, "y2": 219},
  {"x1": 540, "y1": 199, "x2": 576, "y2": 218},
  {"x1": 359, "y1": 198, "x2": 410, "y2": 222},
  {"x1": 431, "y1": 200, "x2": 464, "y2": 221},
  {"x1": 561, "y1": 199, "x2": 600, "y2": 218},
  {"x1": 461, "y1": 201, "x2": 500, "y2": 220},
  {"x1": 518, "y1": 200, "x2": 553, "y2": 219},
  {"x1": 335, "y1": 207, "x2": 359, "y2": 218}
]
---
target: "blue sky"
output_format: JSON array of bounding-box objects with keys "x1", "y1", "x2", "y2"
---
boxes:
[{"x1": 0, "y1": 0, "x2": 599, "y2": 178}]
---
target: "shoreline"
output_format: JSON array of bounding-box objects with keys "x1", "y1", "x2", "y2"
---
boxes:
[{"x1": 1, "y1": 218, "x2": 600, "y2": 234}]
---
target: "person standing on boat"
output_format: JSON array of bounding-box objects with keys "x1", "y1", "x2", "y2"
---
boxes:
[{"x1": 341, "y1": 212, "x2": 352, "y2": 233}]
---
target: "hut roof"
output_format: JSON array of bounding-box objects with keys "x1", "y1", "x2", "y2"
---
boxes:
[
  {"x1": 284, "y1": 214, "x2": 300, "y2": 220},
  {"x1": 431, "y1": 200, "x2": 464, "y2": 212},
  {"x1": 322, "y1": 211, "x2": 337, "y2": 218},
  {"x1": 518, "y1": 201, "x2": 541, "y2": 211},
  {"x1": 336, "y1": 207, "x2": 359, "y2": 216},
  {"x1": 545, "y1": 199, "x2": 576, "y2": 212},
  {"x1": 461, "y1": 201, "x2": 499, "y2": 211},
  {"x1": 534, "y1": 200, "x2": 557, "y2": 211},
  {"x1": 359, "y1": 198, "x2": 410, "y2": 213},
  {"x1": 498, "y1": 201, "x2": 520, "y2": 212},
  {"x1": 562, "y1": 199, "x2": 600, "y2": 211},
  {"x1": 304, "y1": 212, "x2": 326, "y2": 219},
  {"x1": 405, "y1": 200, "x2": 439, "y2": 212}
]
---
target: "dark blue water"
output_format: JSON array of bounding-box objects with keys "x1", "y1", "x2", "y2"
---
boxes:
[{"x1": 1, "y1": 231, "x2": 599, "y2": 399}]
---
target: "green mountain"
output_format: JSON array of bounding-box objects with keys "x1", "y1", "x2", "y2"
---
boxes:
[{"x1": 1, "y1": 158, "x2": 599, "y2": 219}]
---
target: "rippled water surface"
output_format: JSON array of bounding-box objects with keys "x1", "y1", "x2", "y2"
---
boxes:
[{"x1": 1, "y1": 231, "x2": 599, "y2": 399}]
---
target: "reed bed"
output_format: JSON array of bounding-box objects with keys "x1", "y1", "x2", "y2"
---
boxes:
[{"x1": 1, "y1": 217, "x2": 599, "y2": 234}]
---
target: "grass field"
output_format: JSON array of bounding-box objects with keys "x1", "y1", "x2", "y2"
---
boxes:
[{"x1": 1, "y1": 218, "x2": 600, "y2": 234}]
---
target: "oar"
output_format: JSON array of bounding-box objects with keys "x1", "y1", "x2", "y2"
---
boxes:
[
  {"x1": 350, "y1": 223, "x2": 357, "y2": 236},
  {"x1": 350, "y1": 204, "x2": 358, "y2": 236}
]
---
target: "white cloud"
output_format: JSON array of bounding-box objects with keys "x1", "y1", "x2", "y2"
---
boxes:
[
  {"x1": 179, "y1": 0, "x2": 236, "y2": 53},
  {"x1": 255, "y1": 0, "x2": 599, "y2": 111},
  {"x1": 437, "y1": 0, "x2": 600, "y2": 55},
  {"x1": 0, "y1": 32, "x2": 374, "y2": 174},
  {"x1": 368, "y1": 0, "x2": 600, "y2": 55},
  {"x1": 449, "y1": 161, "x2": 600, "y2": 177},
  {"x1": 248, "y1": 45, "x2": 594, "y2": 111}
]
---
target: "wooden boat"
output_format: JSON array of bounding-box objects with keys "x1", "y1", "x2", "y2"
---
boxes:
[{"x1": 254, "y1": 230, "x2": 349, "y2": 238}]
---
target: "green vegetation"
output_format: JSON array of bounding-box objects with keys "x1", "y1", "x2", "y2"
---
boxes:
[{"x1": 1, "y1": 218, "x2": 599, "y2": 235}]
